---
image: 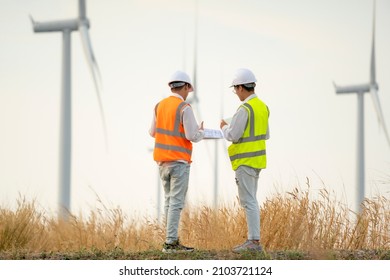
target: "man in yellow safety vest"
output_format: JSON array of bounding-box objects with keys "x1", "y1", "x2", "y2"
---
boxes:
[{"x1": 220, "y1": 68, "x2": 270, "y2": 253}]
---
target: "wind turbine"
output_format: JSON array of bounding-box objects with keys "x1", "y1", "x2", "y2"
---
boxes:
[
  {"x1": 187, "y1": 0, "x2": 219, "y2": 208},
  {"x1": 30, "y1": 0, "x2": 107, "y2": 220},
  {"x1": 333, "y1": 0, "x2": 390, "y2": 213}
]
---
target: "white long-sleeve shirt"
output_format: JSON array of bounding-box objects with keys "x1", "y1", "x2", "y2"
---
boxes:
[
  {"x1": 222, "y1": 94, "x2": 270, "y2": 142},
  {"x1": 149, "y1": 93, "x2": 204, "y2": 143}
]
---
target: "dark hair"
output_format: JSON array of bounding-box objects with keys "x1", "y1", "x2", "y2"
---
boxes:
[
  {"x1": 236, "y1": 84, "x2": 255, "y2": 92},
  {"x1": 171, "y1": 83, "x2": 190, "y2": 91}
]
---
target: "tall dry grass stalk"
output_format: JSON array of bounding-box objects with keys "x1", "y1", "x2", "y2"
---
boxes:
[
  {"x1": 260, "y1": 186, "x2": 389, "y2": 251},
  {"x1": 0, "y1": 185, "x2": 389, "y2": 254},
  {"x1": 0, "y1": 197, "x2": 48, "y2": 251}
]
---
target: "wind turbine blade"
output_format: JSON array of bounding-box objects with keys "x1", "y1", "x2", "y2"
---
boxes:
[
  {"x1": 79, "y1": 24, "x2": 102, "y2": 86},
  {"x1": 79, "y1": 24, "x2": 108, "y2": 150},
  {"x1": 370, "y1": 0, "x2": 376, "y2": 85},
  {"x1": 370, "y1": 87, "x2": 390, "y2": 146},
  {"x1": 29, "y1": 14, "x2": 35, "y2": 26}
]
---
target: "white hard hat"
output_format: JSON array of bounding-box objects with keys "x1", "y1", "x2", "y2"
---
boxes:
[
  {"x1": 230, "y1": 68, "x2": 257, "y2": 87},
  {"x1": 168, "y1": 70, "x2": 193, "y2": 91}
]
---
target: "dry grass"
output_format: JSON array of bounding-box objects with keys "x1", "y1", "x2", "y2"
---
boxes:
[
  {"x1": 0, "y1": 182, "x2": 389, "y2": 258},
  {"x1": 261, "y1": 185, "x2": 389, "y2": 251}
]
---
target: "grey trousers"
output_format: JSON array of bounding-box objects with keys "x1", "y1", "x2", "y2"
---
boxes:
[
  {"x1": 235, "y1": 165, "x2": 261, "y2": 240},
  {"x1": 159, "y1": 162, "x2": 190, "y2": 244}
]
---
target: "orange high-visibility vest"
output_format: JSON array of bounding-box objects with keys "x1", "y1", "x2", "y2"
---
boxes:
[{"x1": 153, "y1": 96, "x2": 193, "y2": 163}]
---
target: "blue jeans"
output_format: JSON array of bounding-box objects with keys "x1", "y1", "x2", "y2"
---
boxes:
[
  {"x1": 159, "y1": 162, "x2": 190, "y2": 244},
  {"x1": 235, "y1": 165, "x2": 261, "y2": 240}
]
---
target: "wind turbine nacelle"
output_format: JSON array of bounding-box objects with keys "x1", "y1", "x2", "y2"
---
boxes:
[
  {"x1": 31, "y1": 18, "x2": 82, "y2": 33},
  {"x1": 333, "y1": 82, "x2": 371, "y2": 94}
]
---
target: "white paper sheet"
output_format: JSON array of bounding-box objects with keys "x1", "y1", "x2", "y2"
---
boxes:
[{"x1": 203, "y1": 128, "x2": 224, "y2": 139}]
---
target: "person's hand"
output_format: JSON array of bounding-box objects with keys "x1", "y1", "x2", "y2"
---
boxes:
[{"x1": 220, "y1": 119, "x2": 227, "y2": 129}]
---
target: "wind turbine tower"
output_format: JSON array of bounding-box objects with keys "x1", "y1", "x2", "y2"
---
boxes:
[
  {"x1": 333, "y1": 0, "x2": 390, "y2": 213},
  {"x1": 190, "y1": 0, "x2": 201, "y2": 118},
  {"x1": 190, "y1": 0, "x2": 219, "y2": 208},
  {"x1": 30, "y1": 0, "x2": 106, "y2": 220}
]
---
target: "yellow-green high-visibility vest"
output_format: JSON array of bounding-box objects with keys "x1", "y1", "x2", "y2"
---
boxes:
[{"x1": 228, "y1": 97, "x2": 269, "y2": 171}]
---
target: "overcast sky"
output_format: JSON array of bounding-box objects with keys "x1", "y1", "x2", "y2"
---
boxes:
[{"x1": 1, "y1": 0, "x2": 389, "y2": 218}]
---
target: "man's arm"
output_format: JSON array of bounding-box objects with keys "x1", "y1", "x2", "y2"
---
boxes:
[
  {"x1": 220, "y1": 107, "x2": 247, "y2": 142},
  {"x1": 182, "y1": 106, "x2": 204, "y2": 142},
  {"x1": 149, "y1": 111, "x2": 156, "y2": 138}
]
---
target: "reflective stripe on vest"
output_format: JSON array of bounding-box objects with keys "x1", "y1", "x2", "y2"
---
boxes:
[
  {"x1": 154, "y1": 143, "x2": 192, "y2": 155},
  {"x1": 153, "y1": 97, "x2": 193, "y2": 162},
  {"x1": 228, "y1": 98, "x2": 268, "y2": 170}
]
